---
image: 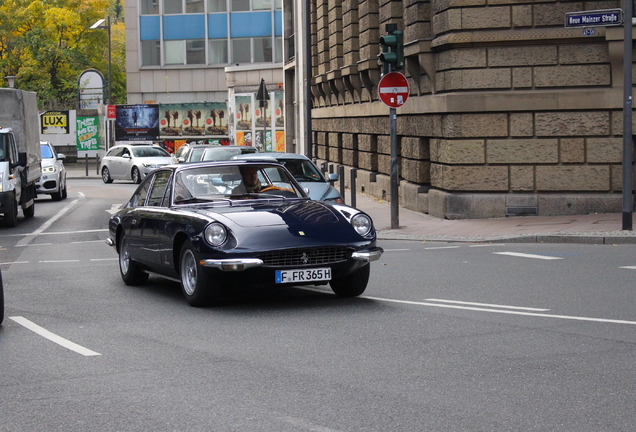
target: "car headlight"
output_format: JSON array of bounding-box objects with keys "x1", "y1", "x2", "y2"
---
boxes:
[
  {"x1": 324, "y1": 197, "x2": 344, "y2": 204},
  {"x1": 351, "y1": 213, "x2": 372, "y2": 236},
  {"x1": 142, "y1": 163, "x2": 158, "y2": 169},
  {"x1": 204, "y1": 222, "x2": 227, "y2": 246},
  {"x1": 42, "y1": 166, "x2": 56, "y2": 174}
]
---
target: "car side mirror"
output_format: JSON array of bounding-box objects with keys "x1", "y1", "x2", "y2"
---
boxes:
[
  {"x1": 328, "y1": 173, "x2": 339, "y2": 181},
  {"x1": 56, "y1": 153, "x2": 66, "y2": 160},
  {"x1": 123, "y1": 154, "x2": 131, "y2": 159},
  {"x1": 177, "y1": 157, "x2": 185, "y2": 163}
]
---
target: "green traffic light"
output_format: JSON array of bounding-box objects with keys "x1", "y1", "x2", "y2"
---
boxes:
[{"x1": 378, "y1": 30, "x2": 403, "y2": 73}]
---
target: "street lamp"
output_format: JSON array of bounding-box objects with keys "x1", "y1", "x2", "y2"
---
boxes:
[
  {"x1": 5, "y1": 76, "x2": 16, "y2": 88},
  {"x1": 90, "y1": 17, "x2": 111, "y2": 104}
]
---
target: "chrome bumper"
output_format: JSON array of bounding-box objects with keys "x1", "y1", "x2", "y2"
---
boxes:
[
  {"x1": 352, "y1": 247, "x2": 383, "y2": 262},
  {"x1": 201, "y1": 258, "x2": 263, "y2": 271}
]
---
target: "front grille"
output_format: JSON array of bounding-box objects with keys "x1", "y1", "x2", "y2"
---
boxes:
[{"x1": 257, "y1": 247, "x2": 350, "y2": 267}]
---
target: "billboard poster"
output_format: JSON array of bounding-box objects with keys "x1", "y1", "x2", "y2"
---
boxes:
[
  {"x1": 235, "y1": 96, "x2": 252, "y2": 131},
  {"x1": 274, "y1": 92, "x2": 284, "y2": 127},
  {"x1": 159, "y1": 102, "x2": 228, "y2": 137},
  {"x1": 76, "y1": 116, "x2": 99, "y2": 151},
  {"x1": 41, "y1": 111, "x2": 70, "y2": 134},
  {"x1": 114, "y1": 104, "x2": 160, "y2": 141}
]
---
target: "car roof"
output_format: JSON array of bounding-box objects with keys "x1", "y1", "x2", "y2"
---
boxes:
[{"x1": 234, "y1": 152, "x2": 309, "y2": 161}]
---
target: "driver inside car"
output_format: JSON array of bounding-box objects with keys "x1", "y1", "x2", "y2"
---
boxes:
[{"x1": 232, "y1": 165, "x2": 262, "y2": 194}]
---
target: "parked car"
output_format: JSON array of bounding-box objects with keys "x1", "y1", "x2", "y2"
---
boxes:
[
  {"x1": 174, "y1": 144, "x2": 215, "y2": 163},
  {"x1": 36, "y1": 141, "x2": 67, "y2": 200},
  {"x1": 234, "y1": 152, "x2": 343, "y2": 203},
  {"x1": 101, "y1": 144, "x2": 173, "y2": 184},
  {"x1": 199, "y1": 145, "x2": 258, "y2": 162},
  {"x1": 106, "y1": 160, "x2": 383, "y2": 307}
]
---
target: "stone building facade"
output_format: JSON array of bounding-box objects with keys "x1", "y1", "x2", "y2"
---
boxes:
[{"x1": 300, "y1": 0, "x2": 635, "y2": 218}]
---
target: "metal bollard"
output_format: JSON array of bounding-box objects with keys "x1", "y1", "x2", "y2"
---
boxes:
[
  {"x1": 338, "y1": 165, "x2": 345, "y2": 204},
  {"x1": 96, "y1": 155, "x2": 100, "y2": 174},
  {"x1": 85, "y1": 154, "x2": 89, "y2": 176},
  {"x1": 350, "y1": 169, "x2": 357, "y2": 209}
]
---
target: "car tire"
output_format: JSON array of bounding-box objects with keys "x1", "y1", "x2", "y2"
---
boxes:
[
  {"x1": 179, "y1": 241, "x2": 221, "y2": 307},
  {"x1": 102, "y1": 167, "x2": 113, "y2": 184},
  {"x1": 131, "y1": 167, "x2": 141, "y2": 184},
  {"x1": 51, "y1": 185, "x2": 63, "y2": 201},
  {"x1": 23, "y1": 202, "x2": 34, "y2": 218},
  {"x1": 329, "y1": 263, "x2": 370, "y2": 297},
  {"x1": 4, "y1": 197, "x2": 17, "y2": 227},
  {"x1": 0, "y1": 270, "x2": 4, "y2": 325},
  {"x1": 61, "y1": 179, "x2": 68, "y2": 199},
  {"x1": 119, "y1": 236, "x2": 149, "y2": 285}
]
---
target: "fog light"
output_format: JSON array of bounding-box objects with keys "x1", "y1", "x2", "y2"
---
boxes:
[{"x1": 222, "y1": 263, "x2": 244, "y2": 271}]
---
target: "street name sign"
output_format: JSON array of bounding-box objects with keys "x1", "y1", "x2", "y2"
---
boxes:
[
  {"x1": 378, "y1": 72, "x2": 409, "y2": 108},
  {"x1": 565, "y1": 9, "x2": 623, "y2": 28}
]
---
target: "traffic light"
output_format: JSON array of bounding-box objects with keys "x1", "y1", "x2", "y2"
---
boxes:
[{"x1": 379, "y1": 28, "x2": 404, "y2": 74}]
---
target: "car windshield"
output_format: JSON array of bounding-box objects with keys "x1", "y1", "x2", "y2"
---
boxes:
[
  {"x1": 132, "y1": 146, "x2": 170, "y2": 158},
  {"x1": 280, "y1": 159, "x2": 325, "y2": 182},
  {"x1": 173, "y1": 164, "x2": 305, "y2": 205},
  {"x1": 40, "y1": 144, "x2": 54, "y2": 159}
]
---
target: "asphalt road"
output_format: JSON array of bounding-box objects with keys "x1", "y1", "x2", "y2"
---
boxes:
[{"x1": 1, "y1": 179, "x2": 636, "y2": 431}]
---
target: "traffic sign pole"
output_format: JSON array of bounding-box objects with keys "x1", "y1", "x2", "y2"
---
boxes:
[
  {"x1": 622, "y1": 2, "x2": 633, "y2": 230},
  {"x1": 390, "y1": 107, "x2": 399, "y2": 229}
]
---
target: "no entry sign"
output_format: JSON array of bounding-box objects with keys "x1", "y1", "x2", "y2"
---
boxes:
[{"x1": 378, "y1": 72, "x2": 409, "y2": 108}]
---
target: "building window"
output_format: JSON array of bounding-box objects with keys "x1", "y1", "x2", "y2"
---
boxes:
[
  {"x1": 274, "y1": 36, "x2": 282, "y2": 63},
  {"x1": 232, "y1": 38, "x2": 251, "y2": 63},
  {"x1": 208, "y1": 0, "x2": 227, "y2": 12},
  {"x1": 141, "y1": 40, "x2": 161, "y2": 65},
  {"x1": 253, "y1": 37, "x2": 272, "y2": 63},
  {"x1": 165, "y1": 40, "x2": 185, "y2": 64},
  {"x1": 140, "y1": 0, "x2": 159, "y2": 14},
  {"x1": 185, "y1": 0, "x2": 204, "y2": 13},
  {"x1": 209, "y1": 39, "x2": 228, "y2": 64},
  {"x1": 186, "y1": 39, "x2": 206, "y2": 64},
  {"x1": 164, "y1": 0, "x2": 182, "y2": 14},
  {"x1": 252, "y1": 0, "x2": 271, "y2": 10},
  {"x1": 231, "y1": 0, "x2": 250, "y2": 11}
]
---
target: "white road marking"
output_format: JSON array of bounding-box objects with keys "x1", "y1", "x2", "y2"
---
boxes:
[
  {"x1": 16, "y1": 243, "x2": 53, "y2": 247},
  {"x1": 29, "y1": 196, "x2": 82, "y2": 236},
  {"x1": 382, "y1": 248, "x2": 411, "y2": 252},
  {"x1": 4, "y1": 229, "x2": 108, "y2": 238},
  {"x1": 361, "y1": 296, "x2": 636, "y2": 326},
  {"x1": 9, "y1": 316, "x2": 101, "y2": 356},
  {"x1": 0, "y1": 261, "x2": 28, "y2": 265},
  {"x1": 90, "y1": 258, "x2": 118, "y2": 261},
  {"x1": 71, "y1": 240, "x2": 107, "y2": 244},
  {"x1": 107, "y1": 204, "x2": 122, "y2": 215},
  {"x1": 39, "y1": 260, "x2": 80, "y2": 263},
  {"x1": 469, "y1": 244, "x2": 507, "y2": 247},
  {"x1": 494, "y1": 251, "x2": 563, "y2": 260},
  {"x1": 619, "y1": 266, "x2": 636, "y2": 270},
  {"x1": 425, "y1": 246, "x2": 461, "y2": 250},
  {"x1": 425, "y1": 298, "x2": 549, "y2": 311}
]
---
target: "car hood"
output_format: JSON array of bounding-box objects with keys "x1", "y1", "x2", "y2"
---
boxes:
[
  {"x1": 41, "y1": 158, "x2": 57, "y2": 168},
  {"x1": 299, "y1": 182, "x2": 334, "y2": 201},
  {"x1": 135, "y1": 157, "x2": 172, "y2": 164},
  {"x1": 192, "y1": 200, "x2": 342, "y2": 228}
]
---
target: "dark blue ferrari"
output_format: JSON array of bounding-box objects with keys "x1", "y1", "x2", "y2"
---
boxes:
[{"x1": 106, "y1": 159, "x2": 383, "y2": 306}]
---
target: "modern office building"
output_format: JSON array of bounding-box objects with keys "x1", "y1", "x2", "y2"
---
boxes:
[
  {"x1": 284, "y1": 0, "x2": 636, "y2": 219},
  {"x1": 124, "y1": 0, "x2": 286, "y2": 151}
]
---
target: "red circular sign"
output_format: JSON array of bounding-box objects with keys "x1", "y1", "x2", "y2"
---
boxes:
[{"x1": 378, "y1": 72, "x2": 409, "y2": 108}]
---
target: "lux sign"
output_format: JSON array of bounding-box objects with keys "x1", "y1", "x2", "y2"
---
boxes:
[{"x1": 41, "y1": 111, "x2": 70, "y2": 134}]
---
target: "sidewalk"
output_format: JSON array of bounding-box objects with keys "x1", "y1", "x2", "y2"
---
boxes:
[{"x1": 66, "y1": 162, "x2": 636, "y2": 244}]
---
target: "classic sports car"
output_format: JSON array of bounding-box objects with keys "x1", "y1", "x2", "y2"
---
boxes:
[{"x1": 106, "y1": 160, "x2": 383, "y2": 306}]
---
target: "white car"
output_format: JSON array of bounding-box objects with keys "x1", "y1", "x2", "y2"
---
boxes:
[
  {"x1": 100, "y1": 144, "x2": 173, "y2": 184},
  {"x1": 36, "y1": 141, "x2": 67, "y2": 200}
]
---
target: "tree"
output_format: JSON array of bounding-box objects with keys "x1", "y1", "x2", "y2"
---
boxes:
[{"x1": 0, "y1": 0, "x2": 126, "y2": 109}]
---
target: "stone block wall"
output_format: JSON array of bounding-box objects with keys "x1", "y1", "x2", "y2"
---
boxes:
[{"x1": 308, "y1": 0, "x2": 631, "y2": 218}]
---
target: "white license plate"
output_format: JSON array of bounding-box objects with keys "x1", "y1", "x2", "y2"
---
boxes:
[{"x1": 275, "y1": 267, "x2": 332, "y2": 284}]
